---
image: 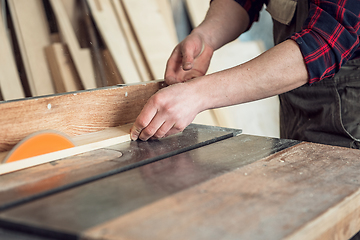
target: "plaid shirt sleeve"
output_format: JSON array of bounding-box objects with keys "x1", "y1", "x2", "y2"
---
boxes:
[
  {"x1": 232, "y1": 0, "x2": 360, "y2": 84},
  {"x1": 291, "y1": 0, "x2": 360, "y2": 84}
]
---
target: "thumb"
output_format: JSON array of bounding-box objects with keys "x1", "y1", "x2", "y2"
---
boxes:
[
  {"x1": 181, "y1": 47, "x2": 195, "y2": 71},
  {"x1": 181, "y1": 39, "x2": 200, "y2": 71},
  {"x1": 181, "y1": 39, "x2": 205, "y2": 71}
]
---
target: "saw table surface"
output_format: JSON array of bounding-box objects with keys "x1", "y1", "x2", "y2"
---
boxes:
[
  {"x1": 0, "y1": 82, "x2": 360, "y2": 240},
  {"x1": 1, "y1": 124, "x2": 360, "y2": 240}
]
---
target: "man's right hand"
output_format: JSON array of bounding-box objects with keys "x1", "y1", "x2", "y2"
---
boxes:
[{"x1": 164, "y1": 32, "x2": 214, "y2": 85}]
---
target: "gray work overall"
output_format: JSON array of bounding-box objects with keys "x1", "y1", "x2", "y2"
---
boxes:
[{"x1": 267, "y1": 0, "x2": 360, "y2": 149}]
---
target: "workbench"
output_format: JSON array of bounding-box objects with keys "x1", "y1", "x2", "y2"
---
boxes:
[{"x1": 0, "y1": 81, "x2": 360, "y2": 240}]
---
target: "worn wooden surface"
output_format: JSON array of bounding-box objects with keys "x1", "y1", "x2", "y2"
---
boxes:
[
  {"x1": 0, "y1": 128, "x2": 359, "y2": 239},
  {"x1": 0, "y1": 80, "x2": 165, "y2": 152},
  {"x1": 82, "y1": 142, "x2": 360, "y2": 240}
]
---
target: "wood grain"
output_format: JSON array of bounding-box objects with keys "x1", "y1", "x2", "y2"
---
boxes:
[
  {"x1": 8, "y1": 0, "x2": 55, "y2": 96},
  {"x1": 122, "y1": 0, "x2": 177, "y2": 79},
  {"x1": 49, "y1": 0, "x2": 97, "y2": 90},
  {"x1": 0, "y1": 80, "x2": 165, "y2": 152},
  {"x1": 0, "y1": 6, "x2": 25, "y2": 100},
  {"x1": 83, "y1": 142, "x2": 360, "y2": 240},
  {"x1": 87, "y1": 0, "x2": 142, "y2": 84},
  {"x1": 45, "y1": 43, "x2": 83, "y2": 93}
]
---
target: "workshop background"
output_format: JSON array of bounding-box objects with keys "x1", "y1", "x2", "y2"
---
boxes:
[{"x1": 0, "y1": 0, "x2": 278, "y2": 138}]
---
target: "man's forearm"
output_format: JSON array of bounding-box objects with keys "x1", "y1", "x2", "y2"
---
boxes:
[
  {"x1": 194, "y1": 0, "x2": 250, "y2": 51},
  {"x1": 189, "y1": 39, "x2": 309, "y2": 110}
]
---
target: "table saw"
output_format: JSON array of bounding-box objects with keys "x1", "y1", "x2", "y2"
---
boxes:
[{"x1": 0, "y1": 81, "x2": 360, "y2": 240}]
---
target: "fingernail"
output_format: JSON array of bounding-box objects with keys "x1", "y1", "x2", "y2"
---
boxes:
[
  {"x1": 130, "y1": 128, "x2": 139, "y2": 141},
  {"x1": 183, "y1": 62, "x2": 192, "y2": 70}
]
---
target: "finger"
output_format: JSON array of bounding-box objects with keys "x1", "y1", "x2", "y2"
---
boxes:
[
  {"x1": 152, "y1": 120, "x2": 175, "y2": 139},
  {"x1": 181, "y1": 38, "x2": 203, "y2": 71},
  {"x1": 130, "y1": 105, "x2": 157, "y2": 141},
  {"x1": 164, "y1": 123, "x2": 186, "y2": 138},
  {"x1": 165, "y1": 46, "x2": 182, "y2": 85},
  {"x1": 138, "y1": 115, "x2": 166, "y2": 141}
]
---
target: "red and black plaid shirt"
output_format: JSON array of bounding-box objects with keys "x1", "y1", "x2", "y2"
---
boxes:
[{"x1": 234, "y1": 0, "x2": 360, "y2": 84}]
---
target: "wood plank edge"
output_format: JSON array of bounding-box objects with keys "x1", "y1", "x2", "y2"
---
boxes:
[
  {"x1": 0, "y1": 133, "x2": 131, "y2": 176},
  {"x1": 285, "y1": 187, "x2": 360, "y2": 240}
]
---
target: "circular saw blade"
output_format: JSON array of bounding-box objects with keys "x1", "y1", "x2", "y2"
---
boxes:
[{"x1": 2, "y1": 130, "x2": 76, "y2": 164}]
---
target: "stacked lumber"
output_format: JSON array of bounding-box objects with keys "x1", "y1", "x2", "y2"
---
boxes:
[{"x1": 0, "y1": 0, "x2": 177, "y2": 100}]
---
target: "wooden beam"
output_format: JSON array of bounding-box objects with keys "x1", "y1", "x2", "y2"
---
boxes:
[
  {"x1": 45, "y1": 43, "x2": 83, "y2": 93},
  {"x1": 8, "y1": 0, "x2": 55, "y2": 96},
  {"x1": 0, "y1": 124, "x2": 131, "y2": 176},
  {"x1": 87, "y1": 0, "x2": 142, "y2": 84},
  {"x1": 101, "y1": 48, "x2": 124, "y2": 86},
  {"x1": 0, "y1": 80, "x2": 165, "y2": 152},
  {"x1": 0, "y1": 6, "x2": 25, "y2": 100},
  {"x1": 122, "y1": 0, "x2": 177, "y2": 80},
  {"x1": 60, "y1": 0, "x2": 88, "y2": 48},
  {"x1": 155, "y1": 0, "x2": 178, "y2": 43},
  {"x1": 111, "y1": 0, "x2": 151, "y2": 82},
  {"x1": 49, "y1": 0, "x2": 97, "y2": 90}
]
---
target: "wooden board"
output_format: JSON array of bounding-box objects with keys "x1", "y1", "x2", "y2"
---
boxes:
[
  {"x1": 155, "y1": 0, "x2": 178, "y2": 43},
  {"x1": 8, "y1": 0, "x2": 55, "y2": 97},
  {"x1": 0, "y1": 6, "x2": 24, "y2": 100},
  {"x1": 101, "y1": 49, "x2": 123, "y2": 86},
  {"x1": 87, "y1": 0, "x2": 142, "y2": 84},
  {"x1": 60, "y1": 0, "x2": 88, "y2": 48},
  {"x1": 122, "y1": 0, "x2": 177, "y2": 80},
  {"x1": 45, "y1": 43, "x2": 83, "y2": 93},
  {"x1": 82, "y1": 142, "x2": 360, "y2": 240},
  {"x1": 111, "y1": 0, "x2": 151, "y2": 82},
  {"x1": 0, "y1": 80, "x2": 165, "y2": 152},
  {"x1": 49, "y1": 0, "x2": 97, "y2": 90},
  {"x1": 0, "y1": 124, "x2": 131, "y2": 175}
]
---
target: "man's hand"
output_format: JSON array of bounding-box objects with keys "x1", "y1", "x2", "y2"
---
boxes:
[
  {"x1": 164, "y1": 32, "x2": 214, "y2": 85},
  {"x1": 130, "y1": 82, "x2": 203, "y2": 141}
]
